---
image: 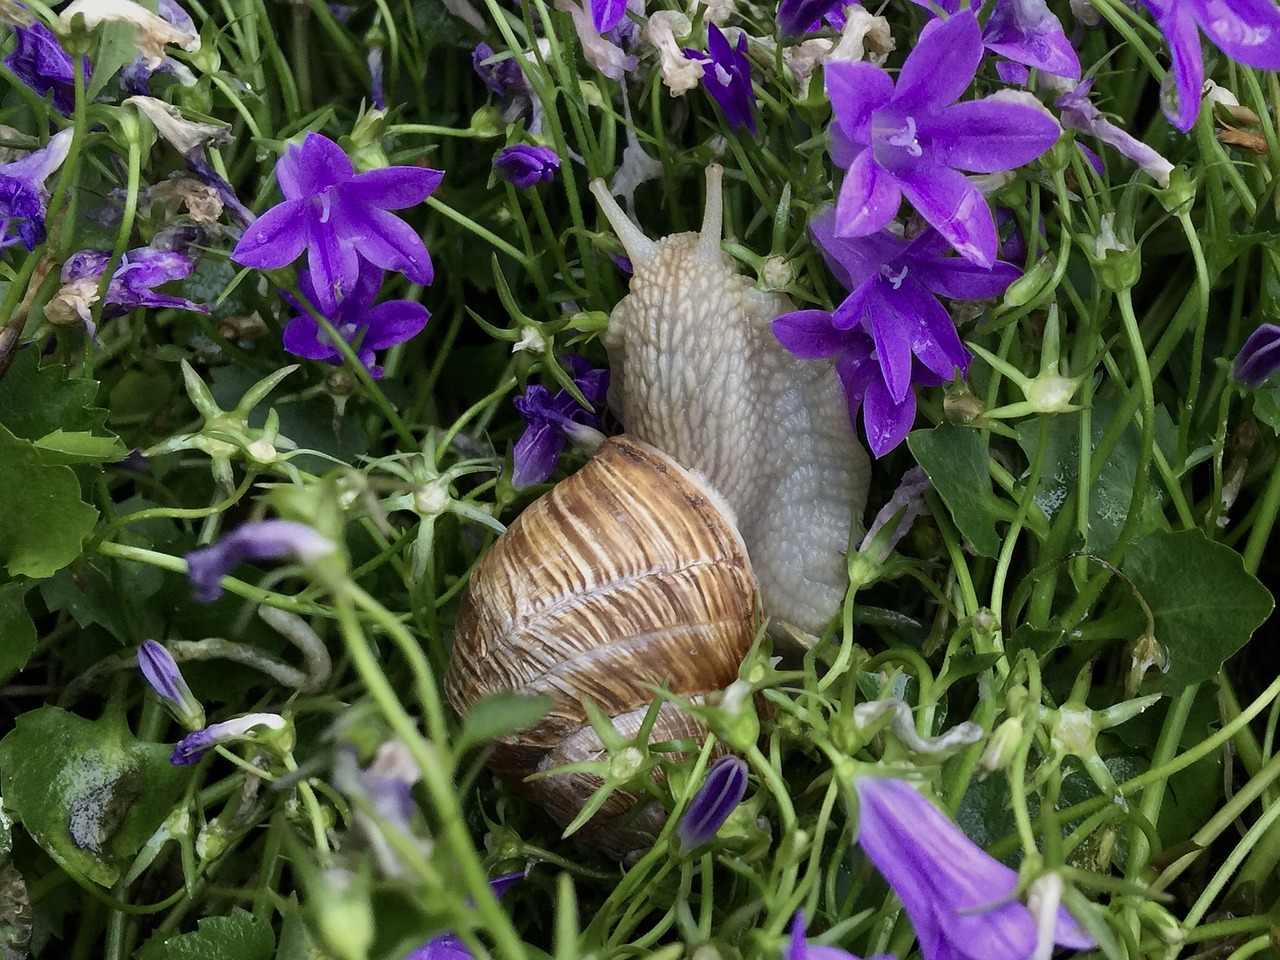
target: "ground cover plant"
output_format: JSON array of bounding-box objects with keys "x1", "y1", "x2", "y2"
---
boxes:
[{"x1": 2, "y1": 0, "x2": 1280, "y2": 958}]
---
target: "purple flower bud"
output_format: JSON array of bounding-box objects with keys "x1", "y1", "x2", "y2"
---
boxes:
[
  {"x1": 184, "y1": 520, "x2": 337, "y2": 603},
  {"x1": 137, "y1": 640, "x2": 206, "y2": 729},
  {"x1": 677, "y1": 755, "x2": 748, "y2": 851},
  {"x1": 171, "y1": 711, "x2": 289, "y2": 765},
  {"x1": 494, "y1": 145, "x2": 560, "y2": 189},
  {"x1": 1234, "y1": 324, "x2": 1280, "y2": 389}
]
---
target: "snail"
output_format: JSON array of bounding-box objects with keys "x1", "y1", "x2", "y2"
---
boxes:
[{"x1": 445, "y1": 165, "x2": 870, "y2": 857}]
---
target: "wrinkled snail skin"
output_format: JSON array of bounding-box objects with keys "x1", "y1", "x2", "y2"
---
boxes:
[
  {"x1": 445, "y1": 437, "x2": 758, "y2": 859},
  {"x1": 589, "y1": 164, "x2": 871, "y2": 636}
]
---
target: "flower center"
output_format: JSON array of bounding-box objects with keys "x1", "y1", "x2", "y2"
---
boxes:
[
  {"x1": 881, "y1": 264, "x2": 909, "y2": 289},
  {"x1": 886, "y1": 115, "x2": 922, "y2": 158}
]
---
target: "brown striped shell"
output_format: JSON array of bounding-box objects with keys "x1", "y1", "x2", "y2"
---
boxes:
[{"x1": 445, "y1": 435, "x2": 759, "y2": 859}]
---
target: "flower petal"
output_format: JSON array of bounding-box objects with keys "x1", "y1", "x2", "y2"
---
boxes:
[
  {"x1": 345, "y1": 165, "x2": 444, "y2": 209},
  {"x1": 861, "y1": 374, "x2": 917, "y2": 457},
  {"x1": 282, "y1": 314, "x2": 339, "y2": 361},
  {"x1": 1150, "y1": 0, "x2": 1205, "y2": 131},
  {"x1": 866, "y1": 283, "x2": 915, "y2": 403},
  {"x1": 835, "y1": 149, "x2": 901, "y2": 237},
  {"x1": 230, "y1": 199, "x2": 309, "y2": 268},
  {"x1": 335, "y1": 195, "x2": 435, "y2": 286},
  {"x1": 983, "y1": 0, "x2": 1081, "y2": 77},
  {"x1": 894, "y1": 10, "x2": 983, "y2": 112},
  {"x1": 1192, "y1": 0, "x2": 1280, "y2": 68},
  {"x1": 591, "y1": 0, "x2": 627, "y2": 32},
  {"x1": 362, "y1": 299, "x2": 431, "y2": 350},
  {"x1": 825, "y1": 61, "x2": 894, "y2": 147},
  {"x1": 773, "y1": 310, "x2": 851, "y2": 358},
  {"x1": 305, "y1": 215, "x2": 361, "y2": 314},
  {"x1": 512, "y1": 422, "x2": 567, "y2": 488},
  {"x1": 925, "y1": 94, "x2": 1060, "y2": 173},
  {"x1": 896, "y1": 163, "x2": 996, "y2": 267},
  {"x1": 280, "y1": 131, "x2": 354, "y2": 198}
]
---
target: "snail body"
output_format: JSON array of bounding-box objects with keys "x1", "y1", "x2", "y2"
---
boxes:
[{"x1": 446, "y1": 166, "x2": 869, "y2": 856}]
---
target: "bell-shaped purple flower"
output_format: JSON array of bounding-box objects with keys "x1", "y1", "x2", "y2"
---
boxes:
[
  {"x1": 231, "y1": 132, "x2": 443, "y2": 314},
  {"x1": 282, "y1": 262, "x2": 429, "y2": 379},
  {"x1": 4, "y1": 22, "x2": 80, "y2": 115},
  {"x1": 0, "y1": 127, "x2": 73, "y2": 251},
  {"x1": 494, "y1": 145, "x2": 560, "y2": 188},
  {"x1": 512, "y1": 355, "x2": 610, "y2": 488},
  {"x1": 788, "y1": 911, "x2": 892, "y2": 960},
  {"x1": 171, "y1": 712, "x2": 290, "y2": 765},
  {"x1": 1142, "y1": 0, "x2": 1280, "y2": 132},
  {"x1": 185, "y1": 519, "x2": 337, "y2": 603},
  {"x1": 854, "y1": 776, "x2": 1095, "y2": 960},
  {"x1": 1234, "y1": 323, "x2": 1280, "y2": 388},
  {"x1": 685, "y1": 24, "x2": 757, "y2": 134},
  {"x1": 137, "y1": 640, "x2": 205, "y2": 729},
  {"x1": 677, "y1": 755, "x2": 749, "y2": 851},
  {"x1": 825, "y1": 10, "x2": 1059, "y2": 266}
]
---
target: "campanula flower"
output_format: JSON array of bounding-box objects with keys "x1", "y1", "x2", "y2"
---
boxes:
[
  {"x1": 282, "y1": 262, "x2": 429, "y2": 378},
  {"x1": 556, "y1": 0, "x2": 638, "y2": 80},
  {"x1": 854, "y1": 776, "x2": 1095, "y2": 960},
  {"x1": 4, "y1": 21, "x2": 78, "y2": 114},
  {"x1": 685, "y1": 24, "x2": 757, "y2": 133},
  {"x1": 788, "y1": 911, "x2": 892, "y2": 960},
  {"x1": 231, "y1": 132, "x2": 443, "y2": 314},
  {"x1": 591, "y1": 0, "x2": 627, "y2": 32},
  {"x1": 171, "y1": 712, "x2": 290, "y2": 765},
  {"x1": 777, "y1": 0, "x2": 846, "y2": 36},
  {"x1": 45, "y1": 246, "x2": 208, "y2": 338},
  {"x1": 1055, "y1": 78, "x2": 1173, "y2": 187},
  {"x1": 137, "y1": 640, "x2": 205, "y2": 729},
  {"x1": 185, "y1": 519, "x2": 337, "y2": 602},
  {"x1": 494, "y1": 144, "x2": 560, "y2": 188},
  {"x1": 59, "y1": 0, "x2": 199, "y2": 69},
  {"x1": 1141, "y1": 0, "x2": 1280, "y2": 131},
  {"x1": 512, "y1": 355, "x2": 610, "y2": 488},
  {"x1": 406, "y1": 873, "x2": 524, "y2": 960},
  {"x1": 117, "y1": 0, "x2": 197, "y2": 94},
  {"x1": 677, "y1": 755, "x2": 748, "y2": 851},
  {"x1": 0, "y1": 127, "x2": 72, "y2": 250},
  {"x1": 474, "y1": 42, "x2": 545, "y2": 134},
  {"x1": 825, "y1": 10, "x2": 1059, "y2": 266},
  {"x1": 1234, "y1": 323, "x2": 1280, "y2": 388},
  {"x1": 904, "y1": 0, "x2": 1079, "y2": 78}
]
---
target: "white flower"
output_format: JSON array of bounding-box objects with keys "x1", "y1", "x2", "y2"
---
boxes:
[
  {"x1": 647, "y1": 12, "x2": 703, "y2": 95},
  {"x1": 59, "y1": 0, "x2": 200, "y2": 70},
  {"x1": 126, "y1": 96, "x2": 229, "y2": 155}
]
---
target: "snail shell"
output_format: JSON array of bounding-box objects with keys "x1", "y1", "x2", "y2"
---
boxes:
[{"x1": 445, "y1": 435, "x2": 758, "y2": 858}]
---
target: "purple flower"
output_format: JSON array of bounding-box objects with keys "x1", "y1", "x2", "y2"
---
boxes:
[
  {"x1": 282, "y1": 261, "x2": 429, "y2": 379},
  {"x1": 788, "y1": 911, "x2": 892, "y2": 960},
  {"x1": 494, "y1": 144, "x2": 560, "y2": 188},
  {"x1": 685, "y1": 25, "x2": 757, "y2": 135},
  {"x1": 1234, "y1": 323, "x2": 1280, "y2": 388},
  {"x1": 591, "y1": 0, "x2": 627, "y2": 32},
  {"x1": 1142, "y1": 0, "x2": 1280, "y2": 132},
  {"x1": 185, "y1": 519, "x2": 337, "y2": 602},
  {"x1": 905, "y1": 0, "x2": 1079, "y2": 78},
  {"x1": 778, "y1": 0, "x2": 848, "y2": 36},
  {"x1": 512, "y1": 355, "x2": 610, "y2": 488},
  {"x1": 117, "y1": 0, "x2": 197, "y2": 95},
  {"x1": 677, "y1": 755, "x2": 748, "y2": 851},
  {"x1": 185, "y1": 151, "x2": 255, "y2": 227},
  {"x1": 137, "y1": 640, "x2": 205, "y2": 729},
  {"x1": 62, "y1": 246, "x2": 208, "y2": 318},
  {"x1": 854, "y1": 776, "x2": 1095, "y2": 960},
  {"x1": 171, "y1": 712, "x2": 289, "y2": 765},
  {"x1": 4, "y1": 22, "x2": 79, "y2": 115},
  {"x1": 857, "y1": 467, "x2": 931, "y2": 561},
  {"x1": 1054, "y1": 78, "x2": 1173, "y2": 187},
  {"x1": 406, "y1": 874, "x2": 524, "y2": 960},
  {"x1": 368, "y1": 45, "x2": 385, "y2": 111},
  {"x1": 231, "y1": 132, "x2": 443, "y2": 314},
  {"x1": 0, "y1": 127, "x2": 73, "y2": 251},
  {"x1": 473, "y1": 42, "x2": 544, "y2": 133},
  {"x1": 825, "y1": 10, "x2": 1059, "y2": 266}
]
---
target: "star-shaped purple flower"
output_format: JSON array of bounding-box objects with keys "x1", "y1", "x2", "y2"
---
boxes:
[
  {"x1": 1143, "y1": 0, "x2": 1280, "y2": 132},
  {"x1": 825, "y1": 10, "x2": 1060, "y2": 266},
  {"x1": 855, "y1": 776, "x2": 1095, "y2": 960},
  {"x1": 231, "y1": 132, "x2": 443, "y2": 314},
  {"x1": 494, "y1": 144, "x2": 560, "y2": 188},
  {"x1": 685, "y1": 24, "x2": 758, "y2": 135},
  {"x1": 512, "y1": 355, "x2": 609, "y2": 488},
  {"x1": 4, "y1": 22, "x2": 81, "y2": 115},
  {"x1": 0, "y1": 127, "x2": 73, "y2": 251},
  {"x1": 283, "y1": 262, "x2": 429, "y2": 379}
]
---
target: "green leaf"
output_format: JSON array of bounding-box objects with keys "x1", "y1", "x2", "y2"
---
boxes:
[
  {"x1": 1015, "y1": 396, "x2": 1175, "y2": 555},
  {"x1": 1123, "y1": 529, "x2": 1274, "y2": 694},
  {"x1": 456, "y1": 692, "x2": 554, "y2": 756},
  {"x1": 0, "y1": 351, "x2": 107, "y2": 441},
  {"x1": 85, "y1": 22, "x2": 146, "y2": 102},
  {"x1": 140, "y1": 908, "x2": 274, "y2": 960},
  {"x1": 907, "y1": 424, "x2": 1006, "y2": 557},
  {"x1": 34, "y1": 430, "x2": 129, "y2": 465},
  {"x1": 0, "y1": 426, "x2": 98, "y2": 579},
  {"x1": 1252, "y1": 385, "x2": 1280, "y2": 435},
  {"x1": 0, "y1": 582, "x2": 36, "y2": 682},
  {"x1": 0, "y1": 705, "x2": 187, "y2": 887}
]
